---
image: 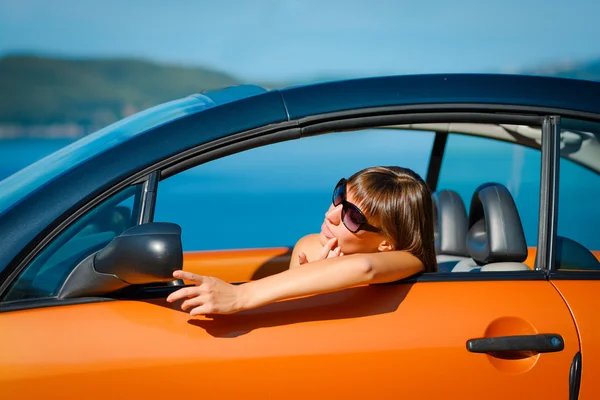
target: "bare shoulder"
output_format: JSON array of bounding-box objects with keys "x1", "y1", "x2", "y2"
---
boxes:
[
  {"x1": 295, "y1": 233, "x2": 321, "y2": 248},
  {"x1": 289, "y1": 233, "x2": 322, "y2": 269}
]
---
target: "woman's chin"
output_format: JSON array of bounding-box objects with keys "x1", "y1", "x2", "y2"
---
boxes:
[{"x1": 318, "y1": 231, "x2": 328, "y2": 246}]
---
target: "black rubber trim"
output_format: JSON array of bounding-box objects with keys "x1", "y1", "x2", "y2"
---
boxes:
[
  {"x1": 0, "y1": 279, "x2": 186, "y2": 313},
  {"x1": 466, "y1": 334, "x2": 564, "y2": 354},
  {"x1": 550, "y1": 271, "x2": 600, "y2": 280},
  {"x1": 402, "y1": 270, "x2": 546, "y2": 283},
  {"x1": 547, "y1": 117, "x2": 561, "y2": 273},
  {"x1": 161, "y1": 126, "x2": 302, "y2": 178},
  {"x1": 535, "y1": 116, "x2": 561, "y2": 273},
  {"x1": 570, "y1": 351, "x2": 582, "y2": 400},
  {"x1": 294, "y1": 103, "x2": 600, "y2": 125},
  {"x1": 138, "y1": 170, "x2": 159, "y2": 224},
  {"x1": 300, "y1": 112, "x2": 543, "y2": 137},
  {"x1": 426, "y1": 132, "x2": 448, "y2": 192},
  {"x1": 131, "y1": 184, "x2": 145, "y2": 223}
]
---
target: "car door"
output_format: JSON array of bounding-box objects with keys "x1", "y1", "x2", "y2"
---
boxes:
[
  {"x1": 0, "y1": 121, "x2": 580, "y2": 399},
  {"x1": 0, "y1": 271, "x2": 579, "y2": 399}
]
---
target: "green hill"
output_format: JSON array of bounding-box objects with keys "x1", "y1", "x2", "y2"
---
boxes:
[
  {"x1": 0, "y1": 55, "x2": 241, "y2": 127},
  {"x1": 1, "y1": 54, "x2": 599, "y2": 136}
]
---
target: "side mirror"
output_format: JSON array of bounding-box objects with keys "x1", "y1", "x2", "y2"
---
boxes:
[{"x1": 58, "y1": 222, "x2": 182, "y2": 299}]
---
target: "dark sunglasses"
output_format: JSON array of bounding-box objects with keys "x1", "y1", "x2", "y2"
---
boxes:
[{"x1": 332, "y1": 178, "x2": 380, "y2": 233}]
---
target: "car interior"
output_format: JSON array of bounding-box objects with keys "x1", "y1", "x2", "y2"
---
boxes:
[
  {"x1": 432, "y1": 185, "x2": 600, "y2": 273},
  {"x1": 409, "y1": 120, "x2": 600, "y2": 273},
  {"x1": 433, "y1": 182, "x2": 531, "y2": 273}
]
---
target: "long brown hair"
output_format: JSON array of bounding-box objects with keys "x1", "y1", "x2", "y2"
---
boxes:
[{"x1": 347, "y1": 166, "x2": 437, "y2": 273}]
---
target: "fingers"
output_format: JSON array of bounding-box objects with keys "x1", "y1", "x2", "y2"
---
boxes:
[
  {"x1": 299, "y1": 238, "x2": 344, "y2": 265},
  {"x1": 167, "y1": 274, "x2": 242, "y2": 316},
  {"x1": 167, "y1": 272, "x2": 207, "y2": 303},
  {"x1": 173, "y1": 270, "x2": 204, "y2": 284},
  {"x1": 298, "y1": 252, "x2": 308, "y2": 264},
  {"x1": 167, "y1": 286, "x2": 201, "y2": 303},
  {"x1": 319, "y1": 238, "x2": 338, "y2": 259},
  {"x1": 190, "y1": 304, "x2": 214, "y2": 316},
  {"x1": 171, "y1": 291, "x2": 214, "y2": 315},
  {"x1": 327, "y1": 247, "x2": 342, "y2": 258},
  {"x1": 181, "y1": 294, "x2": 209, "y2": 311}
]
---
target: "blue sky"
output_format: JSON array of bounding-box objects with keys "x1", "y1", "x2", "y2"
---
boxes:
[{"x1": 1, "y1": 0, "x2": 599, "y2": 81}]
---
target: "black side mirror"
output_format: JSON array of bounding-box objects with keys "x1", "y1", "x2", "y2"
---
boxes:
[{"x1": 57, "y1": 222, "x2": 182, "y2": 299}]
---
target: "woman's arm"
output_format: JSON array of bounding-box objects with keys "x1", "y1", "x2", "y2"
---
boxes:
[
  {"x1": 243, "y1": 251, "x2": 423, "y2": 309},
  {"x1": 167, "y1": 250, "x2": 424, "y2": 315}
]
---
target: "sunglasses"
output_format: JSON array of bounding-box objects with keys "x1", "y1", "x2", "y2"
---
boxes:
[{"x1": 332, "y1": 178, "x2": 380, "y2": 233}]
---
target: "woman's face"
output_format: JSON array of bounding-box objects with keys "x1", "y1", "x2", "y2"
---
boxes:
[{"x1": 318, "y1": 189, "x2": 388, "y2": 254}]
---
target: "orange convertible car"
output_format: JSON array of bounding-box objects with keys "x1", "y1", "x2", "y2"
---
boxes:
[{"x1": 1, "y1": 74, "x2": 599, "y2": 399}]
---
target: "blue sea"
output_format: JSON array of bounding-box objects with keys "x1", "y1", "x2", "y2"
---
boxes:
[{"x1": 1, "y1": 135, "x2": 598, "y2": 252}]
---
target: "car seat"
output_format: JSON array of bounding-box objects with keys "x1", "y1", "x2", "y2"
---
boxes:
[
  {"x1": 452, "y1": 183, "x2": 530, "y2": 272},
  {"x1": 432, "y1": 190, "x2": 469, "y2": 272}
]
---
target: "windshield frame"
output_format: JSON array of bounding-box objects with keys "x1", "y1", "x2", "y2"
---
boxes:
[{"x1": 0, "y1": 95, "x2": 215, "y2": 217}]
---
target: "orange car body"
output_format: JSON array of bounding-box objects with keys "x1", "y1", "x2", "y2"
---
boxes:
[
  {"x1": 1, "y1": 248, "x2": 599, "y2": 398},
  {"x1": 2, "y1": 75, "x2": 600, "y2": 399}
]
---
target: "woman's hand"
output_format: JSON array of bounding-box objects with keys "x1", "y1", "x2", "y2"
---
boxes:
[
  {"x1": 166, "y1": 270, "x2": 246, "y2": 315},
  {"x1": 298, "y1": 237, "x2": 344, "y2": 265}
]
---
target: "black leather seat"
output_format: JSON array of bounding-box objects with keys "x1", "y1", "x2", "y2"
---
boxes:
[
  {"x1": 432, "y1": 190, "x2": 469, "y2": 272},
  {"x1": 452, "y1": 183, "x2": 530, "y2": 272}
]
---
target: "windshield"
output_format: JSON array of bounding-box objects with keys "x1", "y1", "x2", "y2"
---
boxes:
[{"x1": 0, "y1": 95, "x2": 214, "y2": 217}]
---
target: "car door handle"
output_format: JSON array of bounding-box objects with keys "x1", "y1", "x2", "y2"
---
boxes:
[{"x1": 466, "y1": 334, "x2": 564, "y2": 354}]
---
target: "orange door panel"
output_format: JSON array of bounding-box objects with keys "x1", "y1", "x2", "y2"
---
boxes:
[
  {"x1": 550, "y1": 280, "x2": 600, "y2": 400},
  {"x1": 185, "y1": 248, "x2": 600, "y2": 277},
  {"x1": 0, "y1": 280, "x2": 578, "y2": 399},
  {"x1": 183, "y1": 248, "x2": 292, "y2": 282}
]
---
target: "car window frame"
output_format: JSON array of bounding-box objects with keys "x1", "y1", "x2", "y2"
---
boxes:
[
  {"x1": 147, "y1": 111, "x2": 558, "y2": 281},
  {"x1": 0, "y1": 108, "x2": 572, "y2": 311}
]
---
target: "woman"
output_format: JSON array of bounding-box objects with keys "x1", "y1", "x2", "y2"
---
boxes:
[{"x1": 167, "y1": 166, "x2": 437, "y2": 315}]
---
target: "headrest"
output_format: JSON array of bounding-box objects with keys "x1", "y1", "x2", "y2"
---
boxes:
[
  {"x1": 467, "y1": 183, "x2": 527, "y2": 264},
  {"x1": 432, "y1": 190, "x2": 468, "y2": 256}
]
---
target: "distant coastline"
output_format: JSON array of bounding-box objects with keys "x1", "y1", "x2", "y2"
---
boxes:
[
  {"x1": 0, "y1": 124, "x2": 91, "y2": 139},
  {"x1": 0, "y1": 54, "x2": 242, "y2": 139},
  {"x1": 1, "y1": 54, "x2": 599, "y2": 139}
]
